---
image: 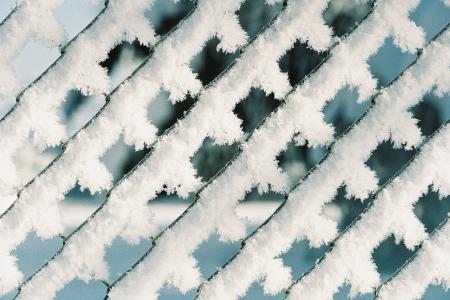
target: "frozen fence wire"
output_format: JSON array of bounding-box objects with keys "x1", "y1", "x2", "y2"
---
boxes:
[
  {"x1": 288, "y1": 107, "x2": 450, "y2": 299},
  {"x1": 0, "y1": 0, "x2": 249, "y2": 296},
  {"x1": 110, "y1": 0, "x2": 430, "y2": 298},
  {"x1": 0, "y1": 0, "x2": 66, "y2": 96},
  {"x1": 199, "y1": 5, "x2": 450, "y2": 300},
  {"x1": 10, "y1": 0, "x2": 333, "y2": 298},
  {"x1": 0, "y1": 0, "x2": 156, "y2": 209},
  {"x1": 0, "y1": 0, "x2": 449, "y2": 299},
  {"x1": 377, "y1": 214, "x2": 450, "y2": 300}
]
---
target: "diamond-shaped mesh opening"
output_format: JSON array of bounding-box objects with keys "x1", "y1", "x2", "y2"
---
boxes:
[
  {"x1": 97, "y1": 134, "x2": 139, "y2": 184},
  {"x1": 277, "y1": 139, "x2": 327, "y2": 186},
  {"x1": 63, "y1": 90, "x2": 89, "y2": 120},
  {"x1": 100, "y1": 40, "x2": 150, "y2": 78},
  {"x1": 368, "y1": 37, "x2": 417, "y2": 88},
  {"x1": 324, "y1": 86, "x2": 371, "y2": 137},
  {"x1": 193, "y1": 233, "x2": 241, "y2": 281},
  {"x1": 191, "y1": 137, "x2": 240, "y2": 183},
  {"x1": 279, "y1": 40, "x2": 328, "y2": 86},
  {"x1": 372, "y1": 235, "x2": 417, "y2": 282},
  {"x1": 190, "y1": 37, "x2": 238, "y2": 86},
  {"x1": 233, "y1": 88, "x2": 280, "y2": 134},
  {"x1": 11, "y1": 40, "x2": 60, "y2": 87},
  {"x1": 61, "y1": 90, "x2": 105, "y2": 136},
  {"x1": 148, "y1": 90, "x2": 196, "y2": 135},
  {"x1": 324, "y1": 0, "x2": 374, "y2": 37},
  {"x1": 56, "y1": 0, "x2": 105, "y2": 41},
  {"x1": 146, "y1": 0, "x2": 195, "y2": 37},
  {"x1": 62, "y1": 184, "x2": 106, "y2": 236},
  {"x1": 322, "y1": 186, "x2": 370, "y2": 233},
  {"x1": 411, "y1": 0, "x2": 450, "y2": 41},
  {"x1": 367, "y1": 141, "x2": 415, "y2": 187},
  {"x1": 104, "y1": 237, "x2": 153, "y2": 283},
  {"x1": 120, "y1": 146, "x2": 150, "y2": 178},
  {"x1": 414, "y1": 187, "x2": 450, "y2": 234},
  {"x1": 280, "y1": 239, "x2": 330, "y2": 282},
  {"x1": 238, "y1": 0, "x2": 282, "y2": 40},
  {"x1": 410, "y1": 91, "x2": 450, "y2": 138},
  {"x1": 13, "y1": 233, "x2": 63, "y2": 280}
]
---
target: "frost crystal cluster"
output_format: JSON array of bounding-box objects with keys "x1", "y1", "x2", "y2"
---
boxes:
[{"x1": 0, "y1": 0, "x2": 449, "y2": 299}]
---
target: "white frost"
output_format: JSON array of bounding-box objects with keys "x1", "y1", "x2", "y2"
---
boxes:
[
  {"x1": 10, "y1": 0, "x2": 334, "y2": 299},
  {"x1": 108, "y1": 0, "x2": 428, "y2": 299},
  {"x1": 204, "y1": 25, "x2": 449, "y2": 300},
  {"x1": 0, "y1": 0, "x2": 66, "y2": 96},
  {"x1": 0, "y1": 0, "x2": 156, "y2": 206},
  {"x1": 377, "y1": 215, "x2": 450, "y2": 300},
  {"x1": 289, "y1": 122, "x2": 450, "y2": 299},
  {"x1": 2, "y1": 0, "x2": 249, "y2": 297}
]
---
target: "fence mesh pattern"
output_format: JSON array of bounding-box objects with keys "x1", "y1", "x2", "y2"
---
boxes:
[{"x1": 0, "y1": 0, "x2": 450, "y2": 299}]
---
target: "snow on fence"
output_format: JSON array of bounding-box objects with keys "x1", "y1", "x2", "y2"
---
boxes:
[
  {"x1": 0, "y1": 0, "x2": 156, "y2": 209},
  {"x1": 0, "y1": 0, "x2": 449, "y2": 299},
  {"x1": 199, "y1": 6, "x2": 449, "y2": 300}
]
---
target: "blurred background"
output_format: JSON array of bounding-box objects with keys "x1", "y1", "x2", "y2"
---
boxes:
[{"x1": 1, "y1": 0, "x2": 450, "y2": 299}]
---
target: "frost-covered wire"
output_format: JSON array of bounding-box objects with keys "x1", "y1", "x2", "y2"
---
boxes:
[
  {"x1": 101, "y1": 0, "x2": 429, "y2": 299},
  {"x1": 288, "y1": 117, "x2": 450, "y2": 299},
  {"x1": 376, "y1": 212, "x2": 450, "y2": 299},
  {"x1": 1, "y1": 0, "x2": 251, "y2": 297},
  {"x1": 0, "y1": 0, "x2": 156, "y2": 207},
  {"x1": 0, "y1": 0, "x2": 106, "y2": 96},
  {"x1": 8, "y1": 0, "x2": 336, "y2": 299},
  {"x1": 0, "y1": 0, "x2": 68, "y2": 96},
  {"x1": 199, "y1": 22, "x2": 450, "y2": 300},
  {"x1": 0, "y1": 0, "x2": 159, "y2": 293}
]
